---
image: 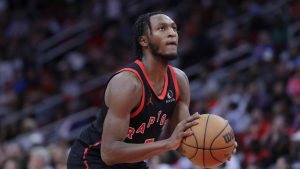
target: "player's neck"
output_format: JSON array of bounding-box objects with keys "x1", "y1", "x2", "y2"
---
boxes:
[{"x1": 141, "y1": 56, "x2": 168, "y2": 85}]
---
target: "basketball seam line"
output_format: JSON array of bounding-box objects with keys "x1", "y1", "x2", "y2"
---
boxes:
[
  {"x1": 203, "y1": 114, "x2": 210, "y2": 168},
  {"x1": 188, "y1": 128, "x2": 198, "y2": 160},
  {"x1": 210, "y1": 122, "x2": 229, "y2": 163},
  {"x1": 181, "y1": 141, "x2": 235, "y2": 150}
]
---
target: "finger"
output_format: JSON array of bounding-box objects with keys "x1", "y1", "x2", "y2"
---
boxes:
[
  {"x1": 186, "y1": 112, "x2": 201, "y2": 123},
  {"x1": 233, "y1": 148, "x2": 236, "y2": 154},
  {"x1": 182, "y1": 120, "x2": 198, "y2": 131},
  {"x1": 178, "y1": 130, "x2": 193, "y2": 138},
  {"x1": 176, "y1": 113, "x2": 200, "y2": 133},
  {"x1": 178, "y1": 113, "x2": 200, "y2": 126}
]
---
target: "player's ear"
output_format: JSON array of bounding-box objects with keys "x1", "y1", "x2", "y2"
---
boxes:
[{"x1": 139, "y1": 36, "x2": 148, "y2": 47}]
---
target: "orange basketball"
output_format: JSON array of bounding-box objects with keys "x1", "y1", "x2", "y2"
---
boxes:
[{"x1": 178, "y1": 114, "x2": 235, "y2": 168}]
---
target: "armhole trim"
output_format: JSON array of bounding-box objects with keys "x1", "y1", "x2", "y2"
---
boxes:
[
  {"x1": 168, "y1": 66, "x2": 180, "y2": 102},
  {"x1": 116, "y1": 68, "x2": 145, "y2": 119}
]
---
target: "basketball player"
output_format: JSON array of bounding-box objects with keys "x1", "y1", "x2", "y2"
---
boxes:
[{"x1": 67, "y1": 12, "x2": 236, "y2": 169}]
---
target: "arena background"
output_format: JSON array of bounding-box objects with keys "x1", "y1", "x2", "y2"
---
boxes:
[{"x1": 0, "y1": 0, "x2": 300, "y2": 169}]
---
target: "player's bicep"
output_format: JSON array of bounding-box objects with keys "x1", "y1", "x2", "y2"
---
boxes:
[
  {"x1": 102, "y1": 72, "x2": 142, "y2": 142},
  {"x1": 170, "y1": 69, "x2": 191, "y2": 129}
]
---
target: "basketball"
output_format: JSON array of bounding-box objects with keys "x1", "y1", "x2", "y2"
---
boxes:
[{"x1": 178, "y1": 114, "x2": 236, "y2": 168}]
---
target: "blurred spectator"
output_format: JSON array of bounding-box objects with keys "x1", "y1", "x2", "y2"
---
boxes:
[
  {"x1": 287, "y1": 69, "x2": 300, "y2": 97},
  {"x1": 268, "y1": 156, "x2": 292, "y2": 169},
  {"x1": 3, "y1": 143, "x2": 24, "y2": 160},
  {"x1": 242, "y1": 107, "x2": 271, "y2": 166},
  {"x1": 47, "y1": 142, "x2": 68, "y2": 168},
  {"x1": 27, "y1": 146, "x2": 53, "y2": 169},
  {"x1": 0, "y1": 82, "x2": 17, "y2": 110},
  {"x1": 2, "y1": 157, "x2": 22, "y2": 169},
  {"x1": 260, "y1": 115, "x2": 290, "y2": 167}
]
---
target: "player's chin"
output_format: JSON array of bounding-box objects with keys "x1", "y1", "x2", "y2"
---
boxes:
[
  {"x1": 165, "y1": 46, "x2": 177, "y2": 53},
  {"x1": 164, "y1": 51, "x2": 177, "y2": 60},
  {"x1": 165, "y1": 54, "x2": 177, "y2": 60}
]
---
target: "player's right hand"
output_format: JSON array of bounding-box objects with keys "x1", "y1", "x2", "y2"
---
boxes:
[{"x1": 167, "y1": 112, "x2": 200, "y2": 150}]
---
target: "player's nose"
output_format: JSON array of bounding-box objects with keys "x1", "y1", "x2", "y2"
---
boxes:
[{"x1": 167, "y1": 28, "x2": 177, "y2": 37}]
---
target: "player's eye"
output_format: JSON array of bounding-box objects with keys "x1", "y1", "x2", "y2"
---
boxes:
[
  {"x1": 172, "y1": 26, "x2": 177, "y2": 32},
  {"x1": 159, "y1": 26, "x2": 165, "y2": 31}
]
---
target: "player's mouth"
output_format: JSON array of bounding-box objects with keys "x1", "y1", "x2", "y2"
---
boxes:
[{"x1": 165, "y1": 41, "x2": 178, "y2": 47}]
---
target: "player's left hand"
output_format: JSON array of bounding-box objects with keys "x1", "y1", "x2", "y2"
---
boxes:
[{"x1": 228, "y1": 141, "x2": 238, "y2": 161}]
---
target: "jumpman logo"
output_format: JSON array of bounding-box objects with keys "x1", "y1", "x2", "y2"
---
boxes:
[{"x1": 147, "y1": 94, "x2": 154, "y2": 106}]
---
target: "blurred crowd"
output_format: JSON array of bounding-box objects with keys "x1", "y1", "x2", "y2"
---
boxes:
[{"x1": 1, "y1": 0, "x2": 300, "y2": 169}]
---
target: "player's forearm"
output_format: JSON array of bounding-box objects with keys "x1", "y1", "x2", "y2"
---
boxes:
[{"x1": 101, "y1": 139, "x2": 172, "y2": 165}]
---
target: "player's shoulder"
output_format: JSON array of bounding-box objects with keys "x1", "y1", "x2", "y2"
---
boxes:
[
  {"x1": 170, "y1": 66, "x2": 189, "y2": 83},
  {"x1": 109, "y1": 71, "x2": 142, "y2": 90},
  {"x1": 105, "y1": 70, "x2": 142, "y2": 110}
]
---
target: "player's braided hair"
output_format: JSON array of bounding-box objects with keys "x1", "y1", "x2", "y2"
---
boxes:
[{"x1": 133, "y1": 11, "x2": 163, "y2": 60}]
